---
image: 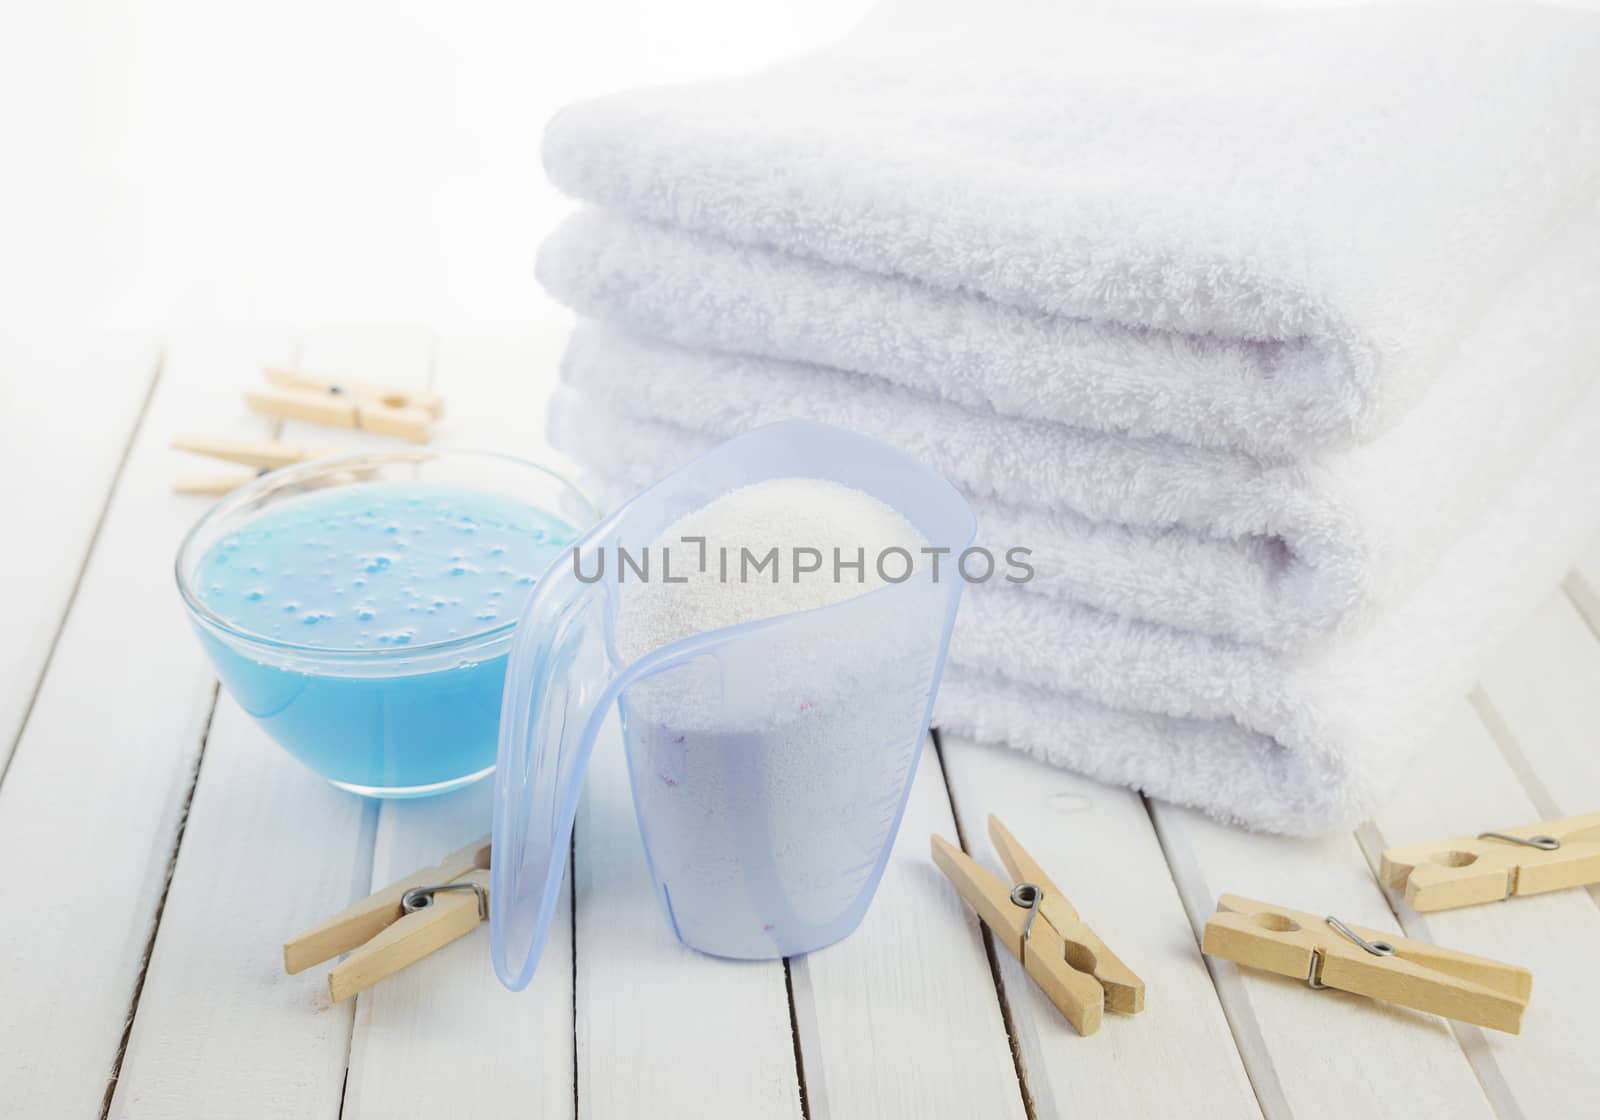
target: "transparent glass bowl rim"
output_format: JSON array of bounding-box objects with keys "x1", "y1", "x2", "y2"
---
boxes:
[{"x1": 174, "y1": 448, "x2": 598, "y2": 661}]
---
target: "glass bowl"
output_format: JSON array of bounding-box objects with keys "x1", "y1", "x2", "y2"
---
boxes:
[{"x1": 176, "y1": 449, "x2": 596, "y2": 798}]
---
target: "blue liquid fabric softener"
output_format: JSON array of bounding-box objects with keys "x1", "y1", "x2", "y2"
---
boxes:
[{"x1": 193, "y1": 481, "x2": 575, "y2": 796}]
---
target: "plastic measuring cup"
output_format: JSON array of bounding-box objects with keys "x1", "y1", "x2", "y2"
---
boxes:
[{"x1": 491, "y1": 420, "x2": 976, "y2": 991}]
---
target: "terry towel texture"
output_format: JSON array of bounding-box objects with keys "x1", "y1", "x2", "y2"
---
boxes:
[
  {"x1": 550, "y1": 197, "x2": 1600, "y2": 649},
  {"x1": 548, "y1": 381, "x2": 1600, "y2": 835},
  {"x1": 542, "y1": 2, "x2": 1600, "y2": 454},
  {"x1": 537, "y1": 0, "x2": 1600, "y2": 833}
]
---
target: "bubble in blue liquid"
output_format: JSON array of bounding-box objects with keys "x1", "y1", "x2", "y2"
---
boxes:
[
  {"x1": 194, "y1": 483, "x2": 575, "y2": 658},
  {"x1": 222, "y1": 537, "x2": 241, "y2": 550}
]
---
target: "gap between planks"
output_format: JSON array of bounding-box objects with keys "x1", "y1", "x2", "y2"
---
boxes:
[
  {"x1": 0, "y1": 333, "x2": 317, "y2": 1120},
  {"x1": 102, "y1": 331, "x2": 407, "y2": 1120},
  {"x1": 97, "y1": 340, "x2": 295, "y2": 1116},
  {"x1": 939, "y1": 735, "x2": 1260, "y2": 1119},
  {"x1": 782, "y1": 958, "x2": 813, "y2": 1120},
  {"x1": 1347, "y1": 568, "x2": 1600, "y2": 1120},
  {"x1": 338, "y1": 333, "x2": 577, "y2": 1120},
  {"x1": 1141, "y1": 797, "x2": 1289, "y2": 1120},
  {"x1": 0, "y1": 341, "x2": 162, "y2": 789},
  {"x1": 929, "y1": 729, "x2": 1035, "y2": 1120},
  {"x1": 99, "y1": 681, "x2": 218, "y2": 1120}
]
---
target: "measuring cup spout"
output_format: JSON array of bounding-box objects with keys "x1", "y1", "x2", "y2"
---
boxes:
[{"x1": 488, "y1": 525, "x2": 617, "y2": 989}]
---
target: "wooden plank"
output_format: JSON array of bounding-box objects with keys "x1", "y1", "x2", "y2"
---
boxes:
[
  {"x1": 541, "y1": 329, "x2": 796, "y2": 1118},
  {"x1": 941, "y1": 735, "x2": 1262, "y2": 1120},
  {"x1": 105, "y1": 328, "x2": 433, "y2": 1118},
  {"x1": 1472, "y1": 585, "x2": 1600, "y2": 821},
  {"x1": 1560, "y1": 532, "x2": 1600, "y2": 634},
  {"x1": 787, "y1": 736, "x2": 1025, "y2": 1120},
  {"x1": 576, "y1": 713, "x2": 804, "y2": 1119},
  {"x1": 1358, "y1": 701, "x2": 1600, "y2": 1120},
  {"x1": 0, "y1": 334, "x2": 158, "y2": 773},
  {"x1": 1150, "y1": 801, "x2": 1493, "y2": 1120},
  {"x1": 343, "y1": 782, "x2": 575, "y2": 1119},
  {"x1": 429, "y1": 330, "x2": 568, "y2": 457},
  {"x1": 106, "y1": 697, "x2": 378, "y2": 1120},
  {"x1": 0, "y1": 332, "x2": 294, "y2": 1119},
  {"x1": 342, "y1": 332, "x2": 577, "y2": 1119}
]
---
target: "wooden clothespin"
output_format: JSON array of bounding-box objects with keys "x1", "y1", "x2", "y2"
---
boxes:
[
  {"x1": 932, "y1": 816, "x2": 1144, "y2": 1035},
  {"x1": 170, "y1": 435, "x2": 340, "y2": 495},
  {"x1": 1202, "y1": 894, "x2": 1532, "y2": 1033},
  {"x1": 245, "y1": 366, "x2": 442, "y2": 443},
  {"x1": 284, "y1": 835, "x2": 490, "y2": 1002},
  {"x1": 1380, "y1": 812, "x2": 1600, "y2": 912}
]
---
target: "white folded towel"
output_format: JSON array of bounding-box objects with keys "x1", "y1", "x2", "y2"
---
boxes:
[
  {"x1": 548, "y1": 379, "x2": 1600, "y2": 834},
  {"x1": 542, "y1": 1, "x2": 1600, "y2": 455},
  {"x1": 536, "y1": 0, "x2": 1600, "y2": 831},
  {"x1": 550, "y1": 193, "x2": 1600, "y2": 649}
]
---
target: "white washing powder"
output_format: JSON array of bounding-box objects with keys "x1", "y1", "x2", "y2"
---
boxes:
[
  {"x1": 615, "y1": 477, "x2": 927, "y2": 663},
  {"x1": 609, "y1": 477, "x2": 948, "y2": 958}
]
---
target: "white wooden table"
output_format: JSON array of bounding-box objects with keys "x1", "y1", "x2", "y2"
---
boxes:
[{"x1": 4, "y1": 328, "x2": 1600, "y2": 1120}]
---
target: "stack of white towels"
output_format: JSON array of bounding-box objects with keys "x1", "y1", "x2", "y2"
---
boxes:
[{"x1": 536, "y1": 0, "x2": 1600, "y2": 834}]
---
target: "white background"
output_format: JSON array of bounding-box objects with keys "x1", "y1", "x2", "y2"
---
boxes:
[{"x1": 0, "y1": 1, "x2": 871, "y2": 333}]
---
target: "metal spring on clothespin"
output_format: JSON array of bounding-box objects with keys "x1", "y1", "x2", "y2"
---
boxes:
[
  {"x1": 1478, "y1": 830, "x2": 1561, "y2": 851},
  {"x1": 1306, "y1": 914, "x2": 1395, "y2": 989},
  {"x1": 402, "y1": 881, "x2": 488, "y2": 920},
  {"x1": 1009, "y1": 881, "x2": 1042, "y2": 943}
]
